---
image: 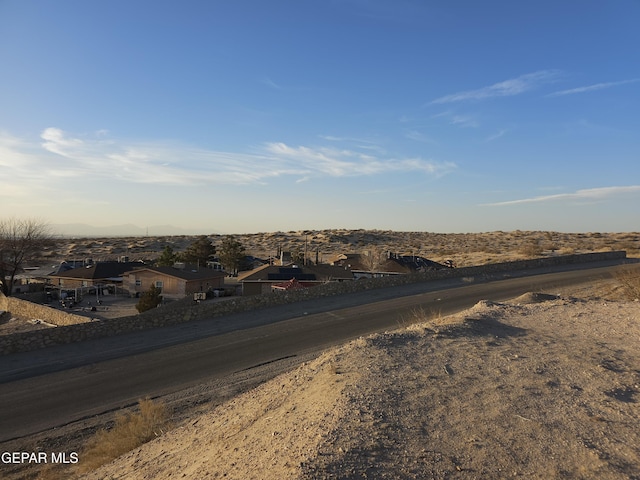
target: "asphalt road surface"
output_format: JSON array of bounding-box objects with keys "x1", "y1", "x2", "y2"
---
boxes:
[{"x1": 0, "y1": 261, "x2": 634, "y2": 442}]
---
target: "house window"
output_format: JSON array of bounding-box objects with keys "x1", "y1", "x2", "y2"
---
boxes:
[
  {"x1": 135, "y1": 280, "x2": 141, "y2": 287},
  {"x1": 155, "y1": 281, "x2": 163, "y2": 289}
]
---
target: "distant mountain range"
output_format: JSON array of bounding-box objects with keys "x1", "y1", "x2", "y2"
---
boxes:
[{"x1": 51, "y1": 223, "x2": 215, "y2": 237}]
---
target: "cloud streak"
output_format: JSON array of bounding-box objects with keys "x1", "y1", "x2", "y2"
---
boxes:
[
  {"x1": 264, "y1": 142, "x2": 456, "y2": 177},
  {"x1": 431, "y1": 70, "x2": 561, "y2": 104},
  {"x1": 404, "y1": 130, "x2": 436, "y2": 144},
  {"x1": 431, "y1": 110, "x2": 479, "y2": 128},
  {"x1": 261, "y1": 76, "x2": 282, "y2": 90},
  {"x1": 1, "y1": 128, "x2": 457, "y2": 194},
  {"x1": 547, "y1": 78, "x2": 640, "y2": 97},
  {"x1": 481, "y1": 186, "x2": 640, "y2": 206},
  {"x1": 485, "y1": 129, "x2": 507, "y2": 142}
]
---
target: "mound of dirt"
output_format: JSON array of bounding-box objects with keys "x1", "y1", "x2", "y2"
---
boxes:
[
  {"x1": 510, "y1": 292, "x2": 560, "y2": 304},
  {"x1": 79, "y1": 296, "x2": 640, "y2": 480}
]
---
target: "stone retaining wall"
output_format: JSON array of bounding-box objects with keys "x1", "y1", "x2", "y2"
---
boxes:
[
  {"x1": 0, "y1": 251, "x2": 627, "y2": 355},
  {"x1": 0, "y1": 294, "x2": 91, "y2": 327}
]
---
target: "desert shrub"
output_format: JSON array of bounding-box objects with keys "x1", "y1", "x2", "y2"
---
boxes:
[
  {"x1": 76, "y1": 398, "x2": 170, "y2": 474},
  {"x1": 136, "y1": 284, "x2": 163, "y2": 313},
  {"x1": 617, "y1": 241, "x2": 640, "y2": 255},
  {"x1": 544, "y1": 242, "x2": 559, "y2": 253},
  {"x1": 35, "y1": 464, "x2": 69, "y2": 480},
  {"x1": 616, "y1": 267, "x2": 640, "y2": 301},
  {"x1": 519, "y1": 241, "x2": 543, "y2": 257},
  {"x1": 398, "y1": 306, "x2": 442, "y2": 329}
]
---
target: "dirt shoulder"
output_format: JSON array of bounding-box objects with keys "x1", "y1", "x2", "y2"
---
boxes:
[{"x1": 67, "y1": 286, "x2": 640, "y2": 480}]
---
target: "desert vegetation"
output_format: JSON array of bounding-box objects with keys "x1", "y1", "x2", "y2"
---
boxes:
[
  {"x1": 32, "y1": 399, "x2": 169, "y2": 480},
  {"x1": 77, "y1": 399, "x2": 170, "y2": 474},
  {"x1": 47, "y1": 229, "x2": 639, "y2": 268},
  {"x1": 616, "y1": 266, "x2": 640, "y2": 300}
]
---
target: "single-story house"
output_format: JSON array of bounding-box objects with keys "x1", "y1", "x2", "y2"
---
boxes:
[
  {"x1": 329, "y1": 252, "x2": 448, "y2": 278},
  {"x1": 238, "y1": 264, "x2": 353, "y2": 296},
  {"x1": 47, "y1": 261, "x2": 145, "y2": 290},
  {"x1": 122, "y1": 265, "x2": 226, "y2": 299}
]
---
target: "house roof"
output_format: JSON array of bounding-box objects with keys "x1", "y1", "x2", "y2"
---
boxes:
[
  {"x1": 126, "y1": 265, "x2": 226, "y2": 281},
  {"x1": 48, "y1": 261, "x2": 145, "y2": 281},
  {"x1": 271, "y1": 278, "x2": 315, "y2": 290},
  {"x1": 236, "y1": 263, "x2": 272, "y2": 281},
  {"x1": 387, "y1": 255, "x2": 447, "y2": 272},
  {"x1": 306, "y1": 264, "x2": 354, "y2": 280},
  {"x1": 330, "y1": 253, "x2": 446, "y2": 273},
  {"x1": 326, "y1": 253, "x2": 352, "y2": 264},
  {"x1": 239, "y1": 264, "x2": 353, "y2": 282}
]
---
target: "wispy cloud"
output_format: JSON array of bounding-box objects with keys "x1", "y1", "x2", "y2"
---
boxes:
[
  {"x1": 404, "y1": 130, "x2": 436, "y2": 143},
  {"x1": 0, "y1": 128, "x2": 457, "y2": 194},
  {"x1": 318, "y1": 134, "x2": 382, "y2": 145},
  {"x1": 317, "y1": 134, "x2": 388, "y2": 154},
  {"x1": 431, "y1": 110, "x2": 479, "y2": 128},
  {"x1": 481, "y1": 186, "x2": 640, "y2": 206},
  {"x1": 261, "y1": 76, "x2": 282, "y2": 90},
  {"x1": 264, "y1": 142, "x2": 456, "y2": 177},
  {"x1": 450, "y1": 114, "x2": 479, "y2": 128},
  {"x1": 485, "y1": 129, "x2": 507, "y2": 142},
  {"x1": 431, "y1": 70, "x2": 561, "y2": 104},
  {"x1": 0, "y1": 131, "x2": 56, "y2": 198},
  {"x1": 547, "y1": 78, "x2": 640, "y2": 97}
]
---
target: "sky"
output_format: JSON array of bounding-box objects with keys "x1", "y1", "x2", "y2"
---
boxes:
[{"x1": 1, "y1": 0, "x2": 639, "y2": 235}]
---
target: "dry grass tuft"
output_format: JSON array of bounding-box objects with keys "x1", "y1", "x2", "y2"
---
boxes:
[
  {"x1": 76, "y1": 398, "x2": 170, "y2": 474},
  {"x1": 400, "y1": 306, "x2": 450, "y2": 333},
  {"x1": 35, "y1": 464, "x2": 69, "y2": 480},
  {"x1": 616, "y1": 266, "x2": 640, "y2": 300}
]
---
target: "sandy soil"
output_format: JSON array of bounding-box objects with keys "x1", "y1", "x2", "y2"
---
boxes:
[
  {"x1": 45, "y1": 229, "x2": 639, "y2": 267},
  {"x1": 73, "y1": 288, "x2": 639, "y2": 479}
]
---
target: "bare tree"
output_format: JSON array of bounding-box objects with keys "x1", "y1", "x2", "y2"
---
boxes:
[
  {"x1": 361, "y1": 248, "x2": 384, "y2": 272},
  {"x1": 0, "y1": 218, "x2": 54, "y2": 296}
]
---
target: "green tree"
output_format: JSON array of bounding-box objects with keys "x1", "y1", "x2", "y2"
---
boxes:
[
  {"x1": 156, "y1": 245, "x2": 178, "y2": 266},
  {"x1": 181, "y1": 236, "x2": 216, "y2": 266},
  {"x1": 218, "y1": 236, "x2": 246, "y2": 275},
  {"x1": 0, "y1": 218, "x2": 54, "y2": 296},
  {"x1": 136, "y1": 284, "x2": 163, "y2": 313}
]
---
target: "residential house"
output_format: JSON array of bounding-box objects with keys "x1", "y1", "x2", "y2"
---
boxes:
[
  {"x1": 47, "y1": 261, "x2": 145, "y2": 291},
  {"x1": 238, "y1": 264, "x2": 353, "y2": 296},
  {"x1": 123, "y1": 265, "x2": 226, "y2": 299},
  {"x1": 329, "y1": 252, "x2": 447, "y2": 278},
  {"x1": 241, "y1": 255, "x2": 270, "y2": 271}
]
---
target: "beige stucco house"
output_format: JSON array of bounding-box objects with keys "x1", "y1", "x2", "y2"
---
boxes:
[{"x1": 123, "y1": 265, "x2": 226, "y2": 299}]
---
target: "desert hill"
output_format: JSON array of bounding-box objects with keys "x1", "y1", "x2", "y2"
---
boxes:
[{"x1": 44, "y1": 229, "x2": 639, "y2": 268}]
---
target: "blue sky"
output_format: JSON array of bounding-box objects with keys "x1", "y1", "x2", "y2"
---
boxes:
[{"x1": 1, "y1": 1, "x2": 639, "y2": 235}]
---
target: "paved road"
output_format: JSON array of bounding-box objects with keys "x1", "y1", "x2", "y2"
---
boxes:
[{"x1": 0, "y1": 261, "x2": 634, "y2": 442}]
